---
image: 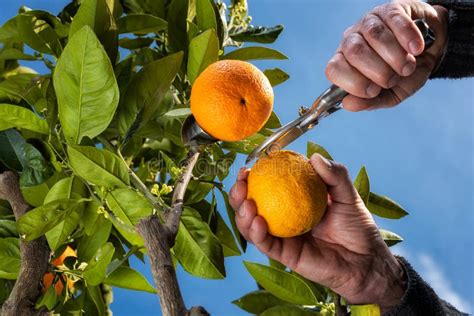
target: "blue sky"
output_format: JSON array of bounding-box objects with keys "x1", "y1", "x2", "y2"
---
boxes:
[{"x1": 2, "y1": 0, "x2": 473, "y2": 314}]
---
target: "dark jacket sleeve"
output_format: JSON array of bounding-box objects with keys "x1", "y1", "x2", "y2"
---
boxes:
[
  {"x1": 383, "y1": 257, "x2": 468, "y2": 316},
  {"x1": 427, "y1": 0, "x2": 474, "y2": 79}
]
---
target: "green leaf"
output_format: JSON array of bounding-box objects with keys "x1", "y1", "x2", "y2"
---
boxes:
[
  {"x1": 0, "y1": 48, "x2": 37, "y2": 60},
  {"x1": 264, "y1": 68, "x2": 289, "y2": 87},
  {"x1": 379, "y1": 229, "x2": 403, "y2": 247},
  {"x1": 17, "y1": 199, "x2": 83, "y2": 241},
  {"x1": 222, "y1": 47, "x2": 287, "y2": 61},
  {"x1": 78, "y1": 215, "x2": 112, "y2": 261},
  {"x1": 0, "y1": 104, "x2": 48, "y2": 134},
  {"x1": 0, "y1": 74, "x2": 42, "y2": 108},
  {"x1": 261, "y1": 305, "x2": 319, "y2": 316},
  {"x1": 0, "y1": 129, "x2": 27, "y2": 171},
  {"x1": 21, "y1": 172, "x2": 65, "y2": 207},
  {"x1": 83, "y1": 242, "x2": 115, "y2": 286},
  {"x1": 107, "y1": 211, "x2": 144, "y2": 247},
  {"x1": 187, "y1": 29, "x2": 219, "y2": 84},
  {"x1": 82, "y1": 200, "x2": 102, "y2": 236},
  {"x1": 0, "y1": 17, "x2": 18, "y2": 43},
  {"x1": 222, "y1": 133, "x2": 266, "y2": 155},
  {"x1": 354, "y1": 166, "x2": 370, "y2": 205},
  {"x1": 106, "y1": 188, "x2": 153, "y2": 225},
  {"x1": 232, "y1": 290, "x2": 289, "y2": 314},
  {"x1": 173, "y1": 207, "x2": 225, "y2": 279},
  {"x1": 230, "y1": 25, "x2": 284, "y2": 44},
  {"x1": 54, "y1": 26, "x2": 119, "y2": 144},
  {"x1": 44, "y1": 176, "x2": 86, "y2": 203},
  {"x1": 67, "y1": 145, "x2": 130, "y2": 188},
  {"x1": 269, "y1": 257, "x2": 286, "y2": 271},
  {"x1": 243, "y1": 261, "x2": 318, "y2": 305},
  {"x1": 104, "y1": 266, "x2": 156, "y2": 293},
  {"x1": 219, "y1": 189, "x2": 246, "y2": 252},
  {"x1": 117, "y1": 52, "x2": 183, "y2": 137},
  {"x1": 367, "y1": 192, "x2": 408, "y2": 219},
  {"x1": 262, "y1": 112, "x2": 282, "y2": 129},
  {"x1": 350, "y1": 304, "x2": 381, "y2": 316},
  {"x1": 16, "y1": 12, "x2": 62, "y2": 56},
  {"x1": 167, "y1": 0, "x2": 188, "y2": 53},
  {"x1": 196, "y1": 0, "x2": 217, "y2": 32},
  {"x1": 19, "y1": 143, "x2": 54, "y2": 188},
  {"x1": 45, "y1": 205, "x2": 81, "y2": 251},
  {"x1": 117, "y1": 14, "x2": 167, "y2": 34},
  {"x1": 306, "y1": 141, "x2": 333, "y2": 160},
  {"x1": 0, "y1": 220, "x2": 18, "y2": 238},
  {"x1": 118, "y1": 37, "x2": 154, "y2": 50},
  {"x1": 0, "y1": 237, "x2": 20, "y2": 279},
  {"x1": 164, "y1": 108, "x2": 191, "y2": 117},
  {"x1": 69, "y1": 0, "x2": 113, "y2": 38},
  {"x1": 35, "y1": 285, "x2": 57, "y2": 310},
  {"x1": 85, "y1": 285, "x2": 106, "y2": 316},
  {"x1": 215, "y1": 212, "x2": 241, "y2": 257}
]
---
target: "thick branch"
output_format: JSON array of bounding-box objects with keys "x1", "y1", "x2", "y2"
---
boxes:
[
  {"x1": 166, "y1": 150, "x2": 201, "y2": 237},
  {"x1": 136, "y1": 149, "x2": 208, "y2": 316},
  {"x1": 0, "y1": 172, "x2": 50, "y2": 316}
]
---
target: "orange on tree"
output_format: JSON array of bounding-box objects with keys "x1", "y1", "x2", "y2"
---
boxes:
[
  {"x1": 190, "y1": 60, "x2": 274, "y2": 141},
  {"x1": 42, "y1": 246, "x2": 77, "y2": 295},
  {"x1": 247, "y1": 150, "x2": 328, "y2": 238}
]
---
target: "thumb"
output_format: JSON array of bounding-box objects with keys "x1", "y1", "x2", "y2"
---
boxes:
[{"x1": 310, "y1": 154, "x2": 360, "y2": 205}]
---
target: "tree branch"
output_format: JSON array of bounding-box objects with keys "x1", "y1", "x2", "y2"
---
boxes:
[
  {"x1": 0, "y1": 172, "x2": 50, "y2": 316},
  {"x1": 166, "y1": 149, "x2": 201, "y2": 237},
  {"x1": 136, "y1": 149, "x2": 208, "y2": 316}
]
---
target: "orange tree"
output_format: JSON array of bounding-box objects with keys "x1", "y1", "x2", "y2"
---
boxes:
[{"x1": 0, "y1": 0, "x2": 408, "y2": 315}]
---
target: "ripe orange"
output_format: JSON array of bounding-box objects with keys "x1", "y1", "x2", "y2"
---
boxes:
[
  {"x1": 43, "y1": 246, "x2": 77, "y2": 295},
  {"x1": 190, "y1": 60, "x2": 273, "y2": 141},
  {"x1": 247, "y1": 150, "x2": 328, "y2": 237}
]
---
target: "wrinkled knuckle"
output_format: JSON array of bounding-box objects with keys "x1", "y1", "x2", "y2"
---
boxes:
[
  {"x1": 363, "y1": 18, "x2": 386, "y2": 40},
  {"x1": 342, "y1": 35, "x2": 365, "y2": 58},
  {"x1": 378, "y1": 71, "x2": 395, "y2": 89},
  {"x1": 325, "y1": 55, "x2": 341, "y2": 80},
  {"x1": 343, "y1": 26, "x2": 355, "y2": 38}
]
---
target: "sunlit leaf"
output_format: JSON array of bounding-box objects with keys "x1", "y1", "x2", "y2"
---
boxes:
[
  {"x1": 367, "y1": 192, "x2": 408, "y2": 219},
  {"x1": 187, "y1": 29, "x2": 219, "y2": 84},
  {"x1": 354, "y1": 166, "x2": 370, "y2": 205},
  {"x1": 0, "y1": 104, "x2": 48, "y2": 134},
  {"x1": 233, "y1": 290, "x2": 289, "y2": 314},
  {"x1": 379, "y1": 228, "x2": 403, "y2": 247},
  {"x1": 67, "y1": 145, "x2": 130, "y2": 188},
  {"x1": 196, "y1": 0, "x2": 217, "y2": 32},
  {"x1": 106, "y1": 188, "x2": 153, "y2": 225},
  {"x1": 83, "y1": 242, "x2": 115, "y2": 286},
  {"x1": 0, "y1": 237, "x2": 20, "y2": 279},
  {"x1": 173, "y1": 207, "x2": 225, "y2": 279},
  {"x1": 104, "y1": 266, "x2": 156, "y2": 293},
  {"x1": 54, "y1": 26, "x2": 119, "y2": 144},
  {"x1": 230, "y1": 25, "x2": 283, "y2": 44},
  {"x1": 222, "y1": 47, "x2": 287, "y2": 61},
  {"x1": 306, "y1": 141, "x2": 333, "y2": 160},
  {"x1": 264, "y1": 68, "x2": 289, "y2": 87},
  {"x1": 243, "y1": 261, "x2": 318, "y2": 305}
]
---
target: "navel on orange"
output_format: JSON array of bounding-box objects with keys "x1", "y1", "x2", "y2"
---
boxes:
[
  {"x1": 190, "y1": 60, "x2": 273, "y2": 141},
  {"x1": 247, "y1": 150, "x2": 328, "y2": 238}
]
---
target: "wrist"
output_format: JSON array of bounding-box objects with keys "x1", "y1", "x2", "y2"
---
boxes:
[{"x1": 342, "y1": 252, "x2": 407, "y2": 313}]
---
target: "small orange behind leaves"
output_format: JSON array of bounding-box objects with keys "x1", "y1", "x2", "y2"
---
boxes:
[
  {"x1": 247, "y1": 150, "x2": 328, "y2": 237},
  {"x1": 43, "y1": 246, "x2": 77, "y2": 295},
  {"x1": 190, "y1": 60, "x2": 273, "y2": 141}
]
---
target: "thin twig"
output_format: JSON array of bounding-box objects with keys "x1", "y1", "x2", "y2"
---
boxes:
[
  {"x1": 166, "y1": 149, "x2": 201, "y2": 237},
  {"x1": 0, "y1": 172, "x2": 50, "y2": 316}
]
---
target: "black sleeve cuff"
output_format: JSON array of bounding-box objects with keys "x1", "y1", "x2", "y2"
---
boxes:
[
  {"x1": 383, "y1": 256, "x2": 468, "y2": 316},
  {"x1": 427, "y1": 1, "x2": 474, "y2": 79}
]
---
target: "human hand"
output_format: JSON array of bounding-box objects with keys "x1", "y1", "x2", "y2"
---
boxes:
[
  {"x1": 230, "y1": 154, "x2": 406, "y2": 312},
  {"x1": 326, "y1": 0, "x2": 448, "y2": 111}
]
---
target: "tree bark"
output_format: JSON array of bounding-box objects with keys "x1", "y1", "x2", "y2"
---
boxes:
[
  {"x1": 136, "y1": 150, "x2": 209, "y2": 316},
  {"x1": 0, "y1": 172, "x2": 50, "y2": 316}
]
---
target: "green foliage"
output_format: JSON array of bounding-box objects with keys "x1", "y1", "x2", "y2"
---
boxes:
[{"x1": 0, "y1": 1, "x2": 408, "y2": 314}]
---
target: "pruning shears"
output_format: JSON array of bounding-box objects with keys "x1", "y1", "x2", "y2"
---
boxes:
[{"x1": 245, "y1": 19, "x2": 435, "y2": 164}]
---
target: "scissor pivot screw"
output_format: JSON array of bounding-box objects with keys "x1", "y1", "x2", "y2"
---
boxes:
[{"x1": 298, "y1": 106, "x2": 309, "y2": 116}]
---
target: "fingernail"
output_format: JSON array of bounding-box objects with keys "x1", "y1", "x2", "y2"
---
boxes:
[
  {"x1": 402, "y1": 62, "x2": 416, "y2": 76},
  {"x1": 409, "y1": 40, "x2": 422, "y2": 55},
  {"x1": 237, "y1": 167, "x2": 245, "y2": 178},
  {"x1": 388, "y1": 74, "x2": 400, "y2": 88},
  {"x1": 366, "y1": 83, "x2": 380, "y2": 98},
  {"x1": 318, "y1": 155, "x2": 332, "y2": 169}
]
